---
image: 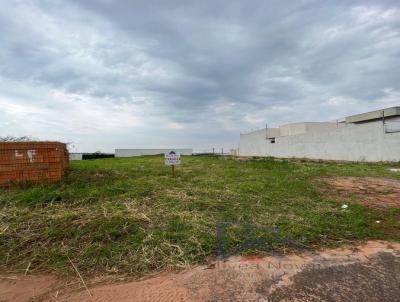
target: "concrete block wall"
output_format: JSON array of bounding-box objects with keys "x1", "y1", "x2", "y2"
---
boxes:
[
  {"x1": 279, "y1": 122, "x2": 337, "y2": 137},
  {"x1": 239, "y1": 118, "x2": 400, "y2": 162}
]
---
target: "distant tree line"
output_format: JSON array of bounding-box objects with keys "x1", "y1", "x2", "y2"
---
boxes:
[
  {"x1": 82, "y1": 151, "x2": 114, "y2": 160},
  {"x1": 0, "y1": 136, "x2": 33, "y2": 142}
]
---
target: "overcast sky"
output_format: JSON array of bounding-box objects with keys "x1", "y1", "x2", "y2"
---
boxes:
[{"x1": 1, "y1": 0, "x2": 399, "y2": 152}]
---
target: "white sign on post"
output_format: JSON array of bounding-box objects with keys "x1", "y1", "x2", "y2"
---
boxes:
[{"x1": 164, "y1": 151, "x2": 181, "y2": 166}]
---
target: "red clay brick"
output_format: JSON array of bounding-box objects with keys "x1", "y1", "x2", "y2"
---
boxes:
[{"x1": 0, "y1": 141, "x2": 69, "y2": 187}]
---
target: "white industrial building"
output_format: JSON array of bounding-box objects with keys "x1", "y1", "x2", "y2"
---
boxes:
[
  {"x1": 115, "y1": 148, "x2": 193, "y2": 157},
  {"x1": 239, "y1": 107, "x2": 400, "y2": 162},
  {"x1": 69, "y1": 153, "x2": 83, "y2": 160}
]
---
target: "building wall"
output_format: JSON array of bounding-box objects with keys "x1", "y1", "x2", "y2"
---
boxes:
[
  {"x1": 69, "y1": 153, "x2": 83, "y2": 160},
  {"x1": 266, "y1": 128, "x2": 280, "y2": 138},
  {"x1": 239, "y1": 129, "x2": 268, "y2": 156},
  {"x1": 115, "y1": 148, "x2": 193, "y2": 157},
  {"x1": 239, "y1": 118, "x2": 400, "y2": 162},
  {"x1": 279, "y1": 123, "x2": 308, "y2": 136},
  {"x1": 279, "y1": 122, "x2": 337, "y2": 137}
]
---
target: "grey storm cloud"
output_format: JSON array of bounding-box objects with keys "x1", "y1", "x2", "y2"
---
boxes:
[{"x1": 0, "y1": 0, "x2": 399, "y2": 152}]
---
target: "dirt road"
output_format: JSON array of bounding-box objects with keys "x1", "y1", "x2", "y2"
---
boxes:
[{"x1": 1, "y1": 241, "x2": 399, "y2": 301}]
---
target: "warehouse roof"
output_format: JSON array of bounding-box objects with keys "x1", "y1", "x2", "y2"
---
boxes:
[{"x1": 345, "y1": 106, "x2": 400, "y2": 124}]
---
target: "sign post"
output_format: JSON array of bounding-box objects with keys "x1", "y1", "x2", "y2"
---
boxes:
[{"x1": 164, "y1": 151, "x2": 181, "y2": 177}]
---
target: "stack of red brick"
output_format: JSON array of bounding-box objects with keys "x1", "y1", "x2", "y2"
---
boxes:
[{"x1": 0, "y1": 141, "x2": 69, "y2": 187}]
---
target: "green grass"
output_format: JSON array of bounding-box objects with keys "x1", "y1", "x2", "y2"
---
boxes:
[{"x1": 0, "y1": 155, "x2": 399, "y2": 277}]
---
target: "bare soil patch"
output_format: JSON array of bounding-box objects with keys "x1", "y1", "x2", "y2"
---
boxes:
[
  {"x1": 317, "y1": 176, "x2": 400, "y2": 208},
  {"x1": 1, "y1": 241, "x2": 399, "y2": 302},
  {"x1": 0, "y1": 275, "x2": 58, "y2": 302}
]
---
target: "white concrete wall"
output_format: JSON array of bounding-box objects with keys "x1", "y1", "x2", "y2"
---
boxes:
[
  {"x1": 69, "y1": 153, "x2": 83, "y2": 160},
  {"x1": 266, "y1": 128, "x2": 280, "y2": 138},
  {"x1": 240, "y1": 129, "x2": 268, "y2": 156},
  {"x1": 239, "y1": 118, "x2": 400, "y2": 162},
  {"x1": 385, "y1": 116, "x2": 400, "y2": 133},
  {"x1": 115, "y1": 149, "x2": 193, "y2": 157},
  {"x1": 279, "y1": 122, "x2": 337, "y2": 137},
  {"x1": 279, "y1": 123, "x2": 308, "y2": 136}
]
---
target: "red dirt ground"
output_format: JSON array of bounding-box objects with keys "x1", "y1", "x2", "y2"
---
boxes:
[
  {"x1": 318, "y1": 176, "x2": 400, "y2": 208},
  {"x1": 1, "y1": 241, "x2": 399, "y2": 302}
]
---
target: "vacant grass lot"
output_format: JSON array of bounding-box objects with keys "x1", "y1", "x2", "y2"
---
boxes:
[{"x1": 0, "y1": 156, "x2": 399, "y2": 278}]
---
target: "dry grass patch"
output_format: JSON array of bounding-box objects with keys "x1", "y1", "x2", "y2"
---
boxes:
[{"x1": 1, "y1": 156, "x2": 400, "y2": 278}]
